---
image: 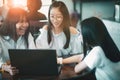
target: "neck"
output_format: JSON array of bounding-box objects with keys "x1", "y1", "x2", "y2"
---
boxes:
[{"x1": 53, "y1": 27, "x2": 63, "y2": 34}]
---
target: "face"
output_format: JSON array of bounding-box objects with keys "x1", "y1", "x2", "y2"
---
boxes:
[
  {"x1": 50, "y1": 7, "x2": 63, "y2": 29},
  {"x1": 16, "y1": 16, "x2": 29, "y2": 36}
]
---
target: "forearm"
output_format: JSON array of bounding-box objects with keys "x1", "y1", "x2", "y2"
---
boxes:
[
  {"x1": 62, "y1": 54, "x2": 83, "y2": 64},
  {"x1": 74, "y1": 61, "x2": 88, "y2": 73},
  {"x1": 0, "y1": 56, "x2": 4, "y2": 68},
  {"x1": 0, "y1": 62, "x2": 4, "y2": 68}
]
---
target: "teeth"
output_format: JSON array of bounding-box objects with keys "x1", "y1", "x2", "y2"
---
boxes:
[
  {"x1": 20, "y1": 27, "x2": 26, "y2": 30},
  {"x1": 54, "y1": 23, "x2": 58, "y2": 25}
]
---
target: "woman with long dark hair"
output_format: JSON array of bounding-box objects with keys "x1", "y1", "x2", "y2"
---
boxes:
[
  {"x1": 36, "y1": 1, "x2": 82, "y2": 57},
  {"x1": 0, "y1": 7, "x2": 35, "y2": 75},
  {"x1": 60, "y1": 17, "x2": 120, "y2": 80}
]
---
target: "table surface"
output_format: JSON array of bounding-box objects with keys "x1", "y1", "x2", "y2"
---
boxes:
[
  {"x1": 0, "y1": 64, "x2": 79, "y2": 80},
  {"x1": 0, "y1": 64, "x2": 96, "y2": 80}
]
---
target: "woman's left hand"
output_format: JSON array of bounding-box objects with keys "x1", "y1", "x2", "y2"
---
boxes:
[{"x1": 2, "y1": 64, "x2": 19, "y2": 75}]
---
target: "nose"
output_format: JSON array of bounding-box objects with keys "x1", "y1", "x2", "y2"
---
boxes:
[
  {"x1": 52, "y1": 17, "x2": 59, "y2": 22},
  {"x1": 22, "y1": 22, "x2": 29, "y2": 28}
]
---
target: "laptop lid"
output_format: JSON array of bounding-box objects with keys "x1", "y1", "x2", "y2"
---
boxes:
[{"x1": 8, "y1": 49, "x2": 61, "y2": 76}]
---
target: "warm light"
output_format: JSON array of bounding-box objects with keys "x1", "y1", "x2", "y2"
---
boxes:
[{"x1": 13, "y1": 0, "x2": 27, "y2": 8}]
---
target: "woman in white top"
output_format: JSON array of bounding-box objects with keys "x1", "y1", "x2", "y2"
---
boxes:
[
  {"x1": 0, "y1": 8, "x2": 35, "y2": 75},
  {"x1": 36, "y1": 1, "x2": 82, "y2": 57},
  {"x1": 59, "y1": 17, "x2": 120, "y2": 80}
]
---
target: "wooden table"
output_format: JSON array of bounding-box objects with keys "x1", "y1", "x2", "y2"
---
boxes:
[{"x1": 0, "y1": 64, "x2": 96, "y2": 80}]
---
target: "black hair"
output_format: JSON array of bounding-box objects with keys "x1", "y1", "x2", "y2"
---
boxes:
[
  {"x1": 81, "y1": 17, "x2": 120, "y2": 62},
  {"x1": 47, "y1": 1, "x2": 71, "y2": 49},
  {"x1": 0, "y1": 7, "x2": 30, "y2": 47}
]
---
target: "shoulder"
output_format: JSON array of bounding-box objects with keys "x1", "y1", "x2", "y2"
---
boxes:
[
  {"x1": 38, "y1": 25, "x2": 48, "y2": 35},
  {"x1": 89, "y1": 46, "x2": 104, "y2": 56},
  {"x1": 86, "y1": 46, "x2": 105, "y2": 61},
  {"x1": 42, "y1": 25, "x2": 48, "y2": 30},
  {"x1": 0, "y1": 36, "x2": 11, "y2": 41},
  {"x1": 69, "y1": 26, "x2": 79, "y2": 35},
  {"x1": 83, "y1": 46, "x2": 103, "y2": 69},
  {"x1": 92, "y1": 46, "x2": 104, "y2": 54}
]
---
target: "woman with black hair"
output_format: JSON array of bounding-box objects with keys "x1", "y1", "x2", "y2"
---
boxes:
[
  {"x1": 36, "y1": 1, "x2": 82, "y2": 57},
  {"x1": 59, "y1": 17, "x2": 120, "y2": 80},
  {"x1": 0, "y1": 7, "x2": 35, "y2": 75}
]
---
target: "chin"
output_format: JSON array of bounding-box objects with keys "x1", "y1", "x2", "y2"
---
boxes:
[{"x1": 19, "y1": 33, "x2": 25, "y2": 36}]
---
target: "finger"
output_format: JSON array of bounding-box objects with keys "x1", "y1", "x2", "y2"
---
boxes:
[
  {"x1": 10, "y1": 69, "x2": 19, "y2": 75},
  {"x1": 12, "y1": 69, "x2": 19, "y2": 74}
]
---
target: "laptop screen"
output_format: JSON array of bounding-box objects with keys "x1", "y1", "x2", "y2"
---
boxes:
[{"x1": 8, "y1": 49, "x2": 61, "y2": 76}]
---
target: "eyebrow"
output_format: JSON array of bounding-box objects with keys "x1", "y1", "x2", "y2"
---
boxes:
[{"x1": 50, "y1": 14, "x2": 63, "y2": 16}]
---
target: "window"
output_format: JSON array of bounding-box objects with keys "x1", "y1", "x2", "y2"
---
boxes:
[
  {"x1": 0, "y1": 0, "x2": 52, "y2": 18},
  {"x1": 40, "y1": 0, "x2": 52, "y2": 18}
]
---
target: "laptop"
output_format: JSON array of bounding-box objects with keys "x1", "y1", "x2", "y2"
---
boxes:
[{"x1": 8, "y1": 49, "x2": 61, "y2": 76}]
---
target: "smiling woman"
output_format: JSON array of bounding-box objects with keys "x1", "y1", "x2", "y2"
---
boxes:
[{"x1": 0, "y1": 7, "x2": 36, "y2": 75}]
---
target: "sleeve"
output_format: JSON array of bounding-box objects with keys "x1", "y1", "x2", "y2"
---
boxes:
[
  {"x1": 70, "y1": 32, "x2": 83, "y2": 55},
  {"x1": 0, "y1": 43, "x2": 3, "y2": 68},
  {"x1": 59, "y1": 32, "x2": 83, "y2": 57},
  {"x1": 28, "y1": 32, "x2": 36, "y2": 49},
  {"x1": 83, "y1": 46, "x2": 102, "y2": 69},
  {"x1": 58, "y1": 47, "x2": 72, "y2": 57},
  {"x1": 36, "y1": 28, "x2": 48, "y2": 48}
]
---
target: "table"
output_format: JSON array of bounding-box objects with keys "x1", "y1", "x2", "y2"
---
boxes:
[{"x1": 0, "y1": 64, "x2": 96, "y2": 80}]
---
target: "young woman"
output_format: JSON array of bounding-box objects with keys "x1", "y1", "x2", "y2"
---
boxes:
[
  {"x1": 0, "y1": 7, "x2": 35, "y2": 75},
  {"x1": 60, "y1": 17, "x2": 120, "y2": 80},
  {"x1": 36, "y1": 1, "x2": 82, "y2": 57}
]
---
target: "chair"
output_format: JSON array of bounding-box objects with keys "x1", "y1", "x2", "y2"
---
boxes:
[{"x1": 29, "y1": 20, "x2": 47, "y2": 40}]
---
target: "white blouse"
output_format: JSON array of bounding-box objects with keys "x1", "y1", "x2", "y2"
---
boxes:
[
  {"x1": 84, "y1": 46, "x2": 120, "y2": 80},
  {"x1": 0, "y1": 33, "x2": 35, "y2": 68},
  {"x1": 36, "y1": 28, "x2": 83, "y2": 57}
]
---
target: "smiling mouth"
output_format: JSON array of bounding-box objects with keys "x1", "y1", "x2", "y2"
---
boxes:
[
  {"x1": 19, "y1": 27, "x2": 27, "y2": 31},
  {"x1": 53, "y1": 22, "x2": 59, "y2": 25},
  {"x1": 19, "y1": 28, "x2": 27, "y2": 34}
]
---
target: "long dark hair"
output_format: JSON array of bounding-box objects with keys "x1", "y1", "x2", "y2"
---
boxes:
[
  {"x1": 0, "y1": 7, "x2": 30, "y2": 47},
  {"x1": 47, "y1": 1, "x2": 71, "y2": 49},
  {"x1": 81, "y1": 17, "x2": 120, "y2": 62}
]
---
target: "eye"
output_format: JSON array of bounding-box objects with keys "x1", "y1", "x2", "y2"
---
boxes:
[
  {"x1": 56, "y1": 16, "x2": 63, "y2": 20},
  {"x1": 50, "y1": 15, "x2": 54, "y2": 19},
  {"x1": 19, "y1": 20, "x2": 23, "y2": 23}
]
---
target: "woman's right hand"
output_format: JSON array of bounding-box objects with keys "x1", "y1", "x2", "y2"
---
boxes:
[
  {"x1": 2, "y1": 64, "x2": 19, "y2": 75},
  {"x1": 57, "y1": 57, "x2": 63, "y2": 64}
]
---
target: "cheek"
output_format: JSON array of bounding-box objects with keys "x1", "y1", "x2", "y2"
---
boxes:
[
  {"x1": 16, "y1": 28, "x2": 21, "y2": 35},
  {"x1": 25, "y1": 23, "x2": 29, "y2": 27},
  {"x1": 16, "y1": 23, "x2": 21, "y2": 29},
  {"x1": 22, "y1": 23, "x2": 29, "y2": 28},
  {"x1": 58, "y1": 20, "x2": 63, "y2": 26}
]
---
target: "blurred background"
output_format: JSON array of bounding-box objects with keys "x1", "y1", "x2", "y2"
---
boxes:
[
  {"x1": 0, "y1": 0, "x2": 120, "y2": 50},
  {"x1": 0, "y1": 0, "x2": 120, "y2": 22}
]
